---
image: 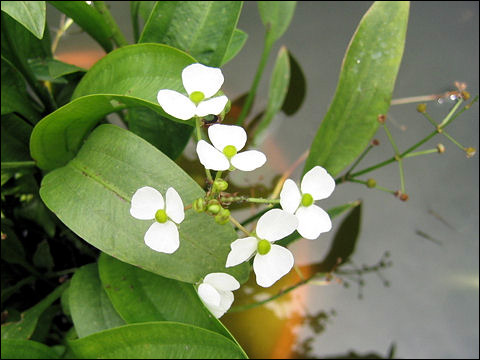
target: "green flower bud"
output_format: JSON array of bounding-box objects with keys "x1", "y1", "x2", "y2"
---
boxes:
[
  {"x1": 223, "y1": 145, "x2": 237, "y2": 158},
  {"x1": 193, "y1": 198, "x2": 207, "y2": 213},
  {"x1": 366, "y1": 178, "x2": 377, "y2": 188},
  {"x1": 207, "y1": 200, "x2": 221, "y2": 215},
  {"x1": 301, "y1": 193, "x2": 314, "y2": 207},
  {"x1": 257, "y1": 239, "x2": 271, "y2": 255},
  {"x1": 155, "y1": 209, "x2": 168, "y2": 223},
  {"x1": 213, "y1": 178, "x2": 229, "y2": 192},
  {"x1": 215, "y1": 208, "x2": 231, "y2": 225},
  {"x1": 416, "y1": 103, "x2": 427, "y2": 113}
]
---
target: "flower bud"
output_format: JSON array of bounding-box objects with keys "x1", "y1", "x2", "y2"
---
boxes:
[
  {"x1": 213, "y1": 178, "x2": 228, "y2": 192},
  {"x1": 215, "y1": 208, "x2": 231, "y2": 225},
  {"x1": 436, "y1": 144, "x2": 445, "y2": 154},
  {"x1": 207, "y1": 200, "x2": 221, "y2": 215},
  {"x1": 400, "y1": 193, "x2": 409, "y2": 202},
  {"x1": 371, "y1": 139, "x2": 380, "y2": 146},
  {"x1": 416, "y1": 103, "x2": 427, "y2": 113},
  {"x1": 193, "y1": 198, "x2": 207, "y2": 213},
  {"x1": 461, "y1": 91, "x2": 470, "y2": 100},
  {"x1": 465, "y1": 147, "x2": 476, "y2": 158},
  {"x1": 377, "y1": 114, "x2": 386, "y2": 124},
  {"x1": 366, "y1": 178, "x2": 376, "y2": 188}
]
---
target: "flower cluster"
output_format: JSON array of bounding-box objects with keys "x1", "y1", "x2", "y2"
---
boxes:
[{"x1": 129, "y1": 63, "x2": 335, "y2": 318}]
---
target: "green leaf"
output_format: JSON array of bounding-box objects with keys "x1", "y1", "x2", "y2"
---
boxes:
[
  {"x1": 1, "y1": 339, "x2": 59, "y2": 359},
  {"x1": 68, "y1": 322, "x2": 247, "y2": 359},
  {"x1": 39, "y1": 124, "x2": 250, "y2": 284},
  {"x1": 1, "y1": 283, "x2": 68, "y2": 340},
  {"x1": 69, "y1": 264, "x2": 125, "y2": 338},
  {"x1": 139, "y1": 1, "x2": 243, "y2": 67},
  {"x1": 1, "y1": 113, "x2": 33, "y2": 164},
  {"x1": 98, "y1": 254, "x2": 234, "y2": 339},
  {"x1": 31, "y1": 44, "x2": 197, "y2": 171},
  {"x1": 126, "y1": 107, "x2": 192, "y2": 160},
  {"x1": 1, "y1": 1, "x2": 46, "y2": 40},
  {"x1": 253, "y1": 46, "x2": 290, "y2": 142},
  {"x1": 48, "y1": 1, "x2": 113, "y2": 52},
  {"x1": 130, "y1": 1, "x2": 156, "y2": 42},
  {"x1": 257, "y1": 1, "x2": 296, "y2": 44},
  {"x1": 14, "y1": 195, "x2": 57, "y2": 238},
  {"x1": 28, "y1": 58, "x2": 85, "y2": 83},
  {"x1": 281, "y1": 51, "x2": 306, "y2": 116},
  {"x1": 32, "y1": 239, "x2": 54, "y2": 271},
  {"x1": 304, "y1": 1, "x2": 410, "y2": 177},
  {"x1": 221, "y1": 28, "x2": 248, "y2": 66}
]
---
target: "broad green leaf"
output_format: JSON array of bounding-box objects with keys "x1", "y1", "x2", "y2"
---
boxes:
[
  {"x1": 281, "y1": 51, "x2": 306, "y2": 116},
  {"x1": 69, "y1": 264, "x2": 125, "y2": 338},
  {"x1": 39, "y1": 124, "x2": 250, "y2": 284},
  {"x1": 98, "y1": 254, "x2": 234, "y2": 340},
  {"x1": 48, "y1": 1, "x2": 113, "y2": 52},
  {"x1": 1, "y1": 114, "x2": 33, "y2": 164},
  {"x1": 31, "y1": 44, "x2": 197, "y2": 171},
  {"x1": 253, "y1": 46, "x2": 290, "y2": 142},
  {"x1": 28, "y1": 58, "x2": 85, "y2": 83},
  {"x1": 258, "y1": 1, "x2": 296, "y2": 44},
  {"x1": 304, "y1": 1, "x2": 410, "y2": 177},
  {"x1": 221, "y1": 28, "x2": 248, "y2": 66},
  {"x1": 139, "y1": 1, "x2": 243, "y2": 67},
  {"x1": 1, "y1": 1, "x2": 46, "y2": 39},
  {"x1": 1, "y1": 339, "x2": 59, "y2": 359},
  {"x1": 68, "y1": 322, "x2": 247, "y2": 359},
  {"x1": 126, "y1": 107, "x2": 192, "y2": 160},
  {"x1": 1, "y1": 283, "x2": 68, "y2": 339}
]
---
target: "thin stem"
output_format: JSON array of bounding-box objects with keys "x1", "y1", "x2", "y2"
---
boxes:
[
  {"x1": 221, "y1": 196, "x2": 280, "y2": 205},
  {"x1": 441, "y1": 131, "x2": 466, "y2": 151},
  {"x1": 195, "y1": 117, "x2": 213, "y2": 182},
  {"x1": 438, "y1": 98, "x2": 464, "y2": 128},
  {"x1": 51, "y1": 15, "x2": 74, "y2": 54},
  {"x1": 229, "y1": 216, "x2": 251, "y2": 236},
  {"x1": 345, "y1": 144, "x2": 374, "y2": 177},
  {"x1": 398, "y1": 159, "x2": 406, "y2": 193},
  {"x1": 402, "y1": 148, "x2": 438, "y2": 158},
  {"x1": 93, "y1": 1, "x2": 129, "y2": 48},
  {"x1": 348, "y1": 179, "x2": 396, "y2": 194},
  {"x1": 391, "y1": 94, "x2": 440, "y2": 105},
  {"x1": 236, "y1": 34, "x2": 274, "y2": 126}
]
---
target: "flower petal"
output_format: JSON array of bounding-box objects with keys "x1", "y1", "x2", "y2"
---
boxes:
[
  {"x1": 157, "y1": 89, "x2": 196, "y2": 120},
  {"x1": 256, "y1": 209, "x2": 298, "y2": 242},
  {"x1": 253, "y1": 245, "x2": 294, "y2": 288},
  {"x1": 300, "y1": 166, "x2": 335, "y2": 200},
  {"x1": 196, "y1": 140, "x2": 230, "y2": 171},
  {"x1": 198, "y1": 282, "x2": 221, "y2": 307},
  {"x1": 208, "y1": 124, "x2": 247, "y2": 152},
  {"x1": 144, "y1": 221, "x2": 180, "y2": 254},
  {"x1": 130, "y1": 186, "x2": 164, "y2": 220},
  {"x1": 204, "y1": 273, "x2": 240, "y2": 291},
  {"x1": 182, "y1": 63, "x2": 224, "y2": 98},
  {"x1": 202, "y1": 290, "x2": 233, "y2": 318},
  {"x1": 196, "y1": 96, "x2": 228, "y2": 117},
  {"x1": 165, "y1": 187, "x2": 184, "y2": 224},
  {"x1": 230, "y1": 150, "x2": 267, "y2": 172},
  {"x1": 296, "y1": 205, "x2": 332, "y2": 240},
  {"x1": 225, "y1": 237, "x2": 258, "y2": 267},
  {"x1": 280, "y1": 179, "x2": 301, "y2": 214}
]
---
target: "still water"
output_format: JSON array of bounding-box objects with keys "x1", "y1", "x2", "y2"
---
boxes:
[{"x1": 49, "y1": 1, "x2": 479, "y2": 358}]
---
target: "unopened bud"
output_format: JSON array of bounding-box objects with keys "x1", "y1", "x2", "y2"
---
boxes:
[
  {"x1": 377, "y1": 114, "x2": 386, "y2": 124},
  {"x1": 416, "y1": 103, "x2": 427, "y2": 113},
  {"x1": 215, "y1": 208, "x2": 231, "y2": 225},
  {"x1": 461, "y1": 91, "x2": 471, "y2": 100},
  {"x1": 436, "y1": 144, "x2": 445, "y2": 154},
  {"x1": 207, "y1": 200, "x2": 221, "y2": 215},
  {"x1": 371, "y1": 139, "x2": 380, "y2": 146},
  {"x1": 193, "y1": 198, "x2": 206, "y2": 213},
  {"x1": 465, "y1": 147, "x2": 476, "y2": 158},
  {"x1": 213, "y1": 178, "x2": 228, "y2": 192},
  {"x1": 400, "y1": 193, "x2": 409, "y2": 202},
  {"x1": 366, "y1": 178, "x2": 376, "y2": 188}
]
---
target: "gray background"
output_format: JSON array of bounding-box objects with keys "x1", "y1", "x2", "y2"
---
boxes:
[{"x1": 48, "y1": 1, "x2": 479, "y2": 358}]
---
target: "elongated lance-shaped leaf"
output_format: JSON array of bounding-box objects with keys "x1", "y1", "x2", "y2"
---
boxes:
[
  {"x1": 221, "y1": 28, "x2": 248, "y2": 66},
  {"x1": 39, "y1": 124, "x2": 250, "y2": 284},
  {"x1": 304, "y1": 2, "x2": 410, "y2": 177},
  {"x1": 258, "y1": 1, "x2": 296, "y2": 44},
  {"x1": 1, "y1": 1, "x2": 46, "y2": 39},
  {"x1": 139, "y1": 1, "x2": 243, "y2": 67}
]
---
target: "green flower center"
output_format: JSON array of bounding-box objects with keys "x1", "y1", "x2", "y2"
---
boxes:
[
  {"x1": 155, "y1": 209, "x2": 168, "y2": 223},
  {"x1": 223, "y1": 145, "x2": 237, "y2": 158},
  {"x1": 257, "y1": 239, "x2": 271, "y2": 255},
  {"x1": 301, "y1": 193, "x2": 314, "y2": 207},
  {"x1": 189, "y1": 91, "x2": 205, "y2": 104}
]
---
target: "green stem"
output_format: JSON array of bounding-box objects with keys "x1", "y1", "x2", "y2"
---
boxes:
[
  {"x1": 349, "y1": 179, "x2": 396, "y2": 194},
  {"x1": 93, "y1": 1, "x2": 129, "y2": 47},
  {"x1": 221, "y1": 196, "x2": 280, "y2": 205},
  {"x1": 195, "y1": 117, "x2": 213, "y2": 182},
  {"x1": 441, "y1": 131, "x2": 466, "y2": 151},
  {"x1": 402, "y1": 148, "x2": 438, "y2": 158},
  {"x1": 236, "y1": 34, "x2": 275, "y2": 126},
  {"x1": 345, "y1": 144, "x2": 373, "y2": 177},
  {"x1": 438, "y1": 98, "x2": 464, "y2": 128},
  {"x1": 229, "y1": 216, "x2": 251, "y2": 236}
]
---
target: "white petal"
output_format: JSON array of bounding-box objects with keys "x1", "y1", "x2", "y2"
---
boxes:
[
  {"x1": 204, "y1": 273, "x2": 240, "y2": 291},
  {"x1": 196, "y1": 140, "x2": 230, "y2": 171},
  {"x1": 165, "y1": 187, "x2": 184, "y2": 224},
  {"x1": 157, "y1": 89, "x2": 196, "y2": 120},
  {"x1": 253, "y1": 245, "x2": 294, "y2": 288},
  {"x1": 301, "y1": 166, "x2": 336, "y2": 200},
  {"x1": 198, "y1": 282, "x2": 221, "y2": 307},
  {"x1": 230, "y1": 151, "x2": 267, "y2": 172},
  {"x1": 182, "y1": 63, "x2": 224, "y2": 98},
  {"x1": 203, "y1": 290, "x2": 233, "y2": 318},
  {"x1": 196, "y1": 96, "x2": 228, "y2": 117},
  {"x1": 279, "y1": 179, "x2": 301, "y2": 214},
  {"x1": 256, "y1": 209, "x2": 298, "y2": 242},
  {"x1": 296, "y1": 205, "x2": 332, "y2": 240},
  {"x1": 208, "y1": 124, "x2": 247, "y2": 152},
  {"x1": 144, "y1": 221, "x2": 180, "y2": 254},
  {"x1": 225, "y1": 237, "x2": 258, "y2": 267},
  {"x1": 130, "y1": 186, "x2": 164, "y2": 220}
]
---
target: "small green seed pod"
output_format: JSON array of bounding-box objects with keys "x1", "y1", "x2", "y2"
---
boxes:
[
  {"x1": 193, "y1": 198, "x2": 207, "y2": 213},
  {"x1": 416, "y1": 103, "x2": 427, "y2": 113},
  {"x1": 213, "y1": 178, "x2": 228, "y2": 192},
  {"x1": 215, "y1": 208, "x2": 231, "y2": 225},
  {"x1": 366, "y1": 178, "x2": 377, "y2": 188},
  {"x1": 207, "y1": 199, "x2": 221, "y2": 215}
]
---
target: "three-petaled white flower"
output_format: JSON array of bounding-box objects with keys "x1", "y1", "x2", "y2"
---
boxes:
[
  {"x1": 157, "y1": 63, "x2": 228, "y2": 121},
  {"x1": 280, "y1": 166, "x2": 335, "y2": 240},
  {"x1": 225, "y1": 209, "x2": 298, "y2": 288},
  {"x1": 196, "y1": 124, "x2": 266, "y2": 171},
  {"x1": 130, "y1": 186, "x2": 184, "y2": 254},
  {"x1": 197, "y1": 272, "x2": 240, "y2": 318}
]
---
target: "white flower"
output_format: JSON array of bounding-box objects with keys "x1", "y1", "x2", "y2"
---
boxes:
[
  {"x1": 197, "y1": 272, "x2": 240, "y2": 318},
  {"x1": 196, "y1": 124, "x2": 266, "y2": 171},
  {"x1": 157, "y1": 63, "x2": 228, "y2": 120},
  {"x1": 225, "y1": 209, "x2": 298, "y2": 288},
  {"x1": 130, "y1": 186, "x2": 184, "y2": 254},
  {"x1": 280, "y1": 166, "x2": 335, "y2": 240}
]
